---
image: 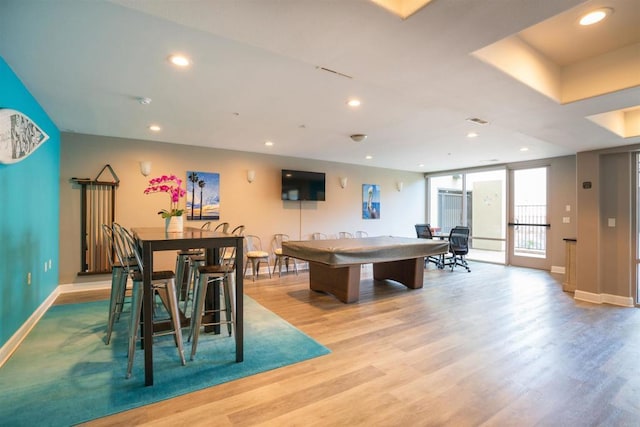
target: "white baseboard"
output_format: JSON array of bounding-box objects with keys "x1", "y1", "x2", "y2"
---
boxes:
[
  {"x1": 57, "y1": 280, "x2": 111, "y2": 293},
  {"x1": 249, "y1": 260, "x2": 309, "y2": 277},
  {"x1": 574, "y1": 290, "x2": 635, "y2": 307},
  {"x1": 0, "y1": 280, "x2": 112, "y2": 368},
  {"x1": 0, "y1": 287, "x2": 60, "y2": 367},
  {"x1": 550, "y1": 266, "x2": 566, "y2": 274}
]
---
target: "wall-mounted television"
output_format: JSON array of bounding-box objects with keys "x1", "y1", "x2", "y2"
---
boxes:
[{"x1": 281, "y1": 169, "x2": 326, "y2": 201}]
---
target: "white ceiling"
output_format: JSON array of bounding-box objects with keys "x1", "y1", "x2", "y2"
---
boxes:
[{"x1": 1, "y1": 0, "x2": 638, "y2": 172}]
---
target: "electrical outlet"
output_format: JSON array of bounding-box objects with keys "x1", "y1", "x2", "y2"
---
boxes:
[
  {"x1": 44, "y1": 262, "x2": 48, "y2": 272},
  {"x1": 27, "y1": 272, "x2": 31, "y2": 285},
  {"x1": 562, "y1": 217, "x2": 570, "y2": 223},
  {"x1": 49, "y1": 259, "x2": 52, "y2": 269}
]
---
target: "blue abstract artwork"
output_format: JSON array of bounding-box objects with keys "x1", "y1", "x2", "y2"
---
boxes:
[{"x1": 362, "y1": 184, "x2": 380, "y2": 219}]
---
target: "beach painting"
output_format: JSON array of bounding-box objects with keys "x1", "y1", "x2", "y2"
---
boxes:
[
  {"x1": 0, "y1": 109, "x2": 49, "y2": 164},
  {"x1": 186, "y1": 171, "x2": 220, "y2": 220},
  {"x1": 362, "y1": 184, "x2": 380, "y2": 219}
]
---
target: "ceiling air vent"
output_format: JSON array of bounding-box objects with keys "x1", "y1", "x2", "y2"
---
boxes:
[
  {"x1": 316, "y1": 66, "x2": 353, "y2": 79},
  {"x1": 466, "y1": 117, "x2": 489, "y2": 125}
]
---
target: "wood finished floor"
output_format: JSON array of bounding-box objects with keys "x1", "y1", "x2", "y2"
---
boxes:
[{"x1": 60, "y1": 262, "x2": 640, "y2": 426}]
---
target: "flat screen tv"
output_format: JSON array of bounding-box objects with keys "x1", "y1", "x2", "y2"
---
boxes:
[{"x1": 281, "y1": 169, "x2": 326, "y2": 201}]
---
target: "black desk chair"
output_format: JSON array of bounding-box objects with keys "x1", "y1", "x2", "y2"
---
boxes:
[
  {"x1": 414, "y1": 224, "x2": 444, "y2": 268},
  {"x1": 414, "y1": 223, "x2": 432, "y2": 239},
  {"x1": 443, "y1": 226, "x2": 471, "y2": 272}
]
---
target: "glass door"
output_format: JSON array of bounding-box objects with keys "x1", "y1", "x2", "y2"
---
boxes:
[
  {"x1": 508, "y1": 167, "x2": 550, "y2": 269},
  {"x1": 428, "y1": 174, "x2": 465, "y2": 236},
  {"x1": 465, "y1": 170, "x2": 506, "y2": 264},
  {"x1": 428, "y1": 169, "x2": 506, "y2": 264}
]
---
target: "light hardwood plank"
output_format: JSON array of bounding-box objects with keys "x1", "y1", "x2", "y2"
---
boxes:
[{"x1": 66, "y1": 262, "x2": 640, "y2": 426}]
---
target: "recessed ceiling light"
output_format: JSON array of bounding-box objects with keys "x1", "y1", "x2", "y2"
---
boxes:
[
  {"x1": 418, "y1": 163, "x2": 425, "y2": 168},
  {"x1": 137, "y1": 97, "x2": 152, "y2": 105},
  {"x1": 467, "y1": 132, "x2": 478, "y2": 138},
  {"x1": 365, "y1": 155, "x2": 373, "y2": 160},
  {"x1": 149, "y1": 124, "x2": 161, "y2": 132},
  {"x1": 579, "y1": 8, "x2": 612, "y2": 26},
  {"x1": 347, "y1": 99, "x2": 361, "y2": 107},
  {"x1": 168, "y1": 54, "x2": 191, "y2": 67},
  {"x1": 265, "y1": 141, "x2": 274, "y2": 147},
  {"x1": 520, "y1": 147, "x2": 529, "y2": 152}
]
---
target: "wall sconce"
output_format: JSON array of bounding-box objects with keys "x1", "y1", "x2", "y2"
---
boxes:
[
  {"x1": 139, "y1": 161, "x2": 152, "y2": 177},
  {"x1": 247, "y1": 169, "x2": 256, "y2": 183},
  {"x1": 339, "y1": 177, "x2": 348, "y2": 189},
  {"x1": 396, "y1": 181, "x2": 404, "y2": 192}
]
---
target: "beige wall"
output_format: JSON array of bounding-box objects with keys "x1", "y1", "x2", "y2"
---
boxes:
[
  {"x1": 60, "y1": 133, "x2": 427, "y2": 284},
  {"x1": 576, "y1": 145, "x2": 638, "y2": 300},
  {"x1": 60, "y1": 132, "x2": 638, "y2": 302},
  {"x1": 600, "y1": 153, "x2": 633, "y2": 297},
  {"x1": 547, "y1": 155, "x2": 578, "y2": 269}
]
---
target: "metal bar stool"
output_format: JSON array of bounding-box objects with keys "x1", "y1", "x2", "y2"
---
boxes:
[
  {"x1": 173, "y1": 222, "x2": 215, "y2": 306},
  {"x1": 115, "y1": 224, "x2": 186, "y2": 378},
  {"x1": 188, "y1": 262, "x2": 235, "y2": 360},
  {"x1": 102, "y1": 223, "x2": 129, "y2": 345}
]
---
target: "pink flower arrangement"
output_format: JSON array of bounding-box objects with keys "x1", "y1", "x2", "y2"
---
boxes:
[{"x1": 144, "y1": 174, "x2": 187, "y2": 218}]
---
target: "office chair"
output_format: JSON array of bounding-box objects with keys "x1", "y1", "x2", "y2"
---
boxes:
[{"x1": 443, "y1": 226, "x2": 471, "y2": 272}]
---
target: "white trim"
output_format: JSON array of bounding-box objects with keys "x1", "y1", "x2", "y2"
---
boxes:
[
  {"x1": 57, "y1": 280, "x2": 111, "y2": 293},
  {"x1": 0, "y1": 280, "x2": 111, "y2": 368},
  {"x1": 0, "y1": 287, "x2": 60, "y2": 367},
  {"x1": 550, "y1": 266, "x2": 566, "y2": 274},
  {"x1": 574, "y1": 290, "x2": 635, "y2": 307}
]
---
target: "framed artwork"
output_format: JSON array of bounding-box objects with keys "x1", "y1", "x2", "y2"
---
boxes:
[
  {"x1": 186, "y1": 171, "x2": 220, "y2": 220},
  {"x1": 362, "y1": 184, "x2": 380, "y2": 219}
]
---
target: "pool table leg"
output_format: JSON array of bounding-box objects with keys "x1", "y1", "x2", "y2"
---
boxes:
[
  {"x1": 308, "y1": 262, "x2": 361, "y2": 303},
  {"x1": 373, "y1": 257, "x2": 424, "y2": 289}
]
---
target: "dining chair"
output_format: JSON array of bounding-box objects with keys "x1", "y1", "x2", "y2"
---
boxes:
[
  {"x1": 114, "y1": 224, "x2": 186, "y2": 378},
  {"x1": 271, "y1": 233, "x2": 298, "y2": 277},
  {"x1": 213, "y1": 222, "x2": 229, "y2": 233},
  {"x1": 244, "y1": 235, "x2": 271, "y2": 281},
  {"x1": 312, "y1": 232, "x2": 327, "y2": 240},
  {"x1": 230, "y1": 224, "x2": 245, "y2": 236},
  {"x1": 338, "y1": 231, "x2": 353, "y2": 239},
  {"x1": 355, "y1": 231, "x2": 368, "y2": 238}
]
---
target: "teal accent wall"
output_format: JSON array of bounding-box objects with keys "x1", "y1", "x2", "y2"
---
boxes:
[{"x1": 0, "y1": 57, "x2": 60, "y2": 347}]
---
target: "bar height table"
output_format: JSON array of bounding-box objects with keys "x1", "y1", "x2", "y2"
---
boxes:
[{"x1": 132, "y1": 227, "x2": 244, "y2": 386}]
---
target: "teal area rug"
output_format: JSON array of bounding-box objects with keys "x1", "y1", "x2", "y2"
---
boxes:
[{"x1": 0, "y1": 296, "x2": 330, "y2": 426}]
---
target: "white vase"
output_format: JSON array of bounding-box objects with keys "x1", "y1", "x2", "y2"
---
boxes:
[{"x1": 165, "y1": 215, "x2": 184, "y2": 233}]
